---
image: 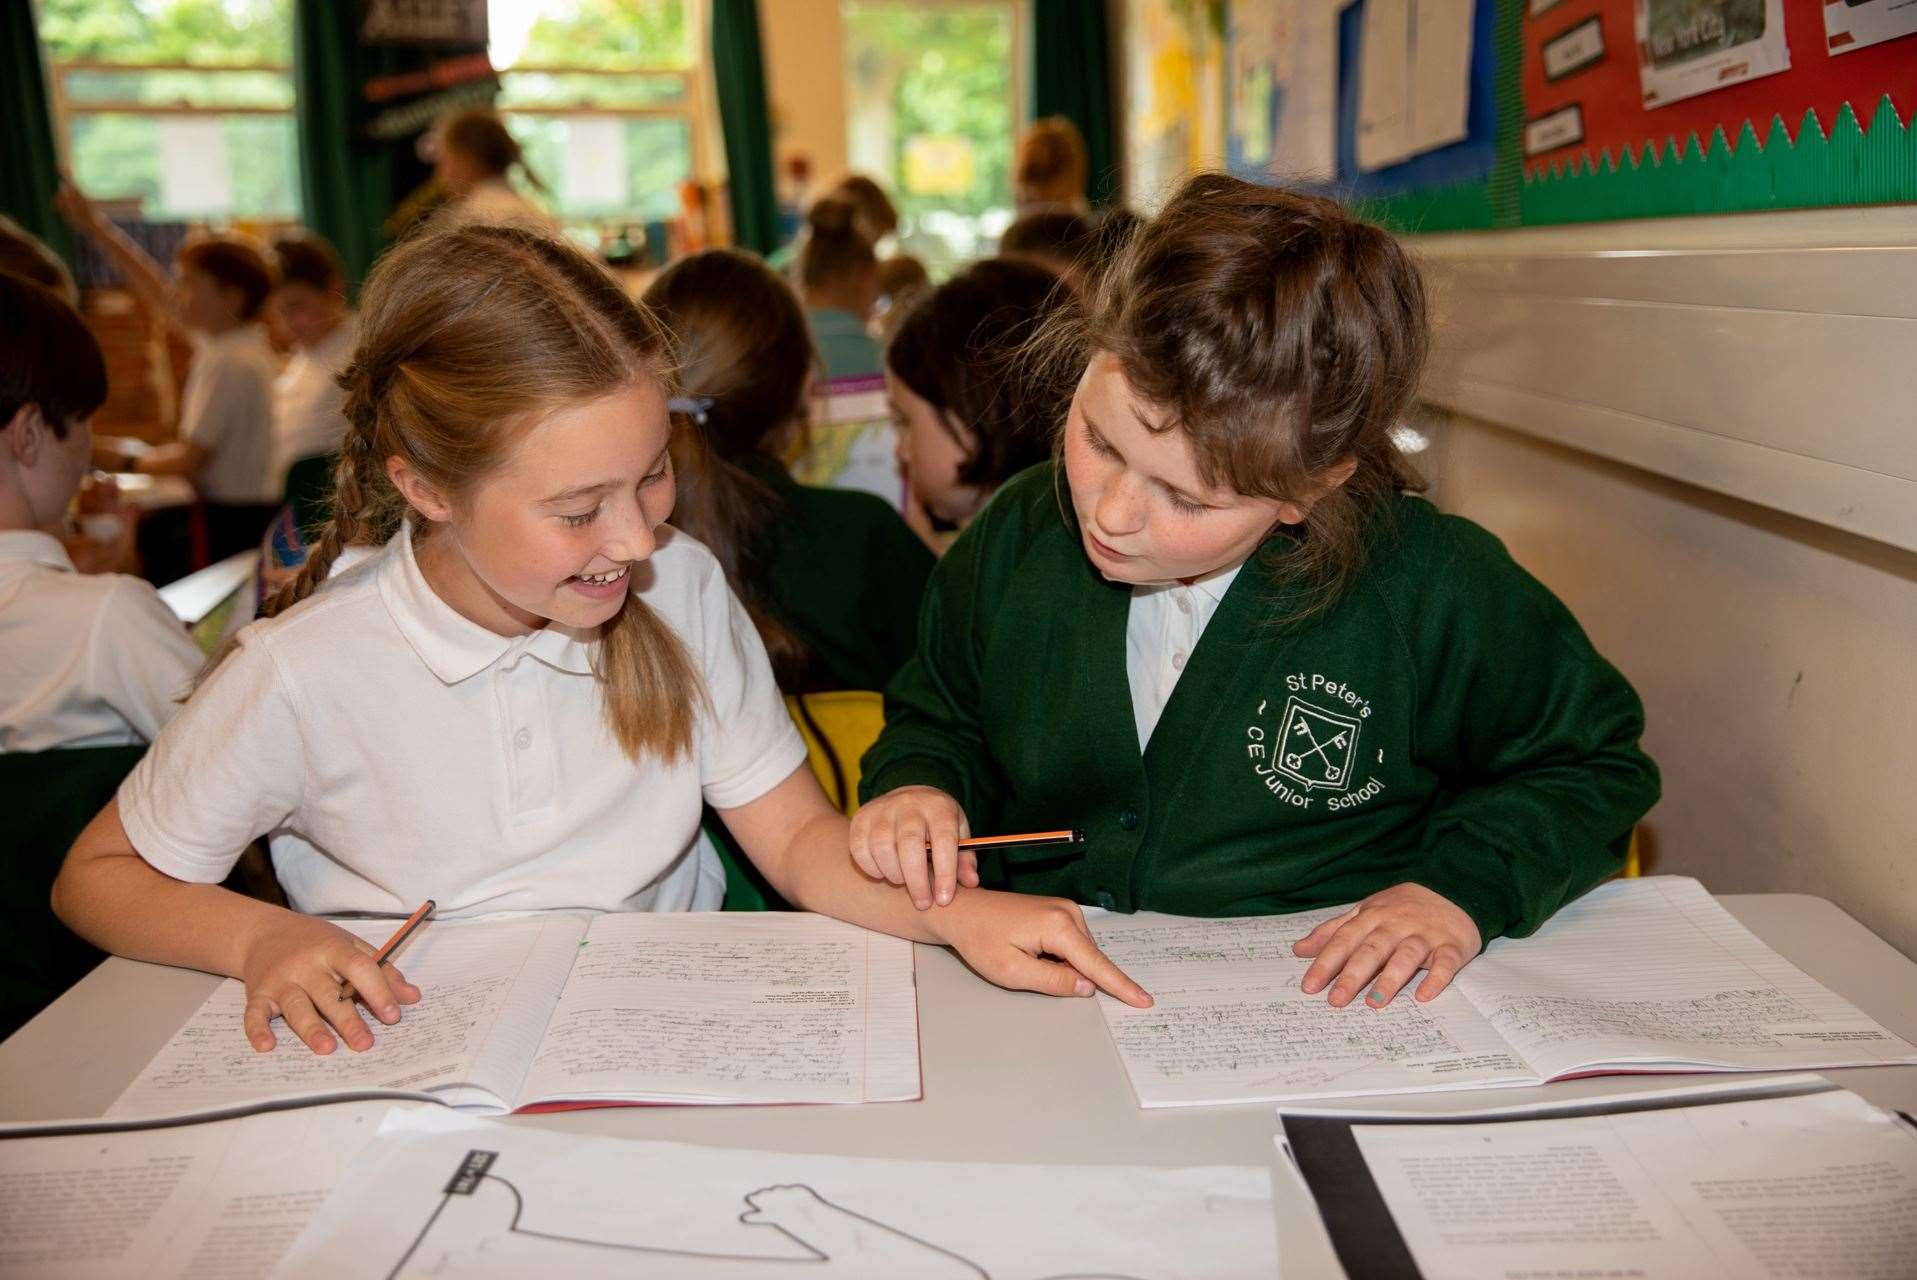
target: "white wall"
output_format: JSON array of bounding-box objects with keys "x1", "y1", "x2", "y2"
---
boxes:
[{"x1": 1409, "y1": 207, "x2": 1917, "y2": 959}]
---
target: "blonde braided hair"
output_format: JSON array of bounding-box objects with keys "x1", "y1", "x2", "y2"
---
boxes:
[{"x1": 229, "y1": 222, "x2": 706, "y2": 762}]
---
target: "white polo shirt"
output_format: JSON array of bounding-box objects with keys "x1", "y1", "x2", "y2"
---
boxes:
[
  {"x1": 0, "y1": 530, "x2": 204, "y2": 752},
  {"x1": 179, "y1": 324, "x2": 281, "y2": 505},
  {"x1": 270, "y1": 314, "x2": 356, "y2": 479},
  {"x1": 1126, "y1": 559, "x2": 1245, "y2": 751},
  {"x1": 117, "y1": 522, "x2": 809, "y2": 918}
]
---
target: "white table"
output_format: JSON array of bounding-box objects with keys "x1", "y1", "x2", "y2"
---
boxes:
[{"x1": 3, "y1": 894, "x2": 1913, "y2": 1277}]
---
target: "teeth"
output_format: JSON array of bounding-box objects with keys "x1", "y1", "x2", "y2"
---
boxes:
[{"x1": 576, "y1": 566, "x2": 629, "y2": 585}]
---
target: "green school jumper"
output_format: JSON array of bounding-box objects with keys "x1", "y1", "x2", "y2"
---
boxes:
[
  {"x1": 858, "y1": 464, "x2": 1659, "y2": 943},
  {"x1": 743, "y1": 455, "x2": 933, "y2": 693}
]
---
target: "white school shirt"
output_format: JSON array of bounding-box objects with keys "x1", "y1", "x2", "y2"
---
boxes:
[
  {"x1": 178, "y1": 323, "x2": 281, "y2": 504},
  {"x1": 0, "y1": 530, "x2": 204, "y2": 752},
  {"x1": 117, "y1": 522, "x2": 809, "y2": 918},
  {"x1": 270, "y1": 313, "x2": 356, "y2": 478},
  {"x1": 1125, "y1": 560, "x2": 1245, "y2": 751}
]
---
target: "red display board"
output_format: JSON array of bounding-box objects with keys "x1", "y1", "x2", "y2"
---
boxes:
[{"x1": 1521, "y1": 0, "x2": 1916, "y2": 175}]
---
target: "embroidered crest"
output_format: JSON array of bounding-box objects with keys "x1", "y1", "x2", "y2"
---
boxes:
[{"x1": 1274, "y1": 696, "x2": 1361, "y2": 792}]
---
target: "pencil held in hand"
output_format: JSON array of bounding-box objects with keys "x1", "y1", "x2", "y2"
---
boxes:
[{"x1": 338, "y1": 899, "x2": 434, "y2": 1004}]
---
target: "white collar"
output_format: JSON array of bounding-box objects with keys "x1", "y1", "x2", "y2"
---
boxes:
[
  {"x1": 0, "y1": 529, "x2": 74, "y2": 572},
  {"x1": 1135, "y1": 558, "x2": 1246, "y2": 605},
  {"x1": 375, "y1": 521, "x2": 596, "y2": 685}
]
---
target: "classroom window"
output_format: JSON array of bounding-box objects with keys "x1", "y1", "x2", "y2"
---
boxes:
[
  {"x1": 38, "y1": 0, "x2": 300, "y2": 226},
  {"x1": 842, "y1": 0, "x2": 1023, "y2": 276},
  {"x1": 488, "y1": 0, "x2": 709, "y2": 247}
]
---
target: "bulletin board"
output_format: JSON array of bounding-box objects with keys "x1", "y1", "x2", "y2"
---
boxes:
[{"x1": 1223, "y1": 0, "x2": 1917, "y2": 232}]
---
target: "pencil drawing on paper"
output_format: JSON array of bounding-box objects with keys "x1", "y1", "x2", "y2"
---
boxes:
[{"x1": 385, "y1": 1148, "x2": 1149, "y2": 1279}]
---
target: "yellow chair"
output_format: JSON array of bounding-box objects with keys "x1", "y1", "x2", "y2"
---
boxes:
[
  {"x1": 784, "y1": 691, "x2": 887, "y2": 816},
  {"x1": 1621, "y1": 828, "x2": 1642, "y2": 878}
]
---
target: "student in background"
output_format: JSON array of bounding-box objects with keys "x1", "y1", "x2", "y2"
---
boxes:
[
  {"x1": 883, "y1": 257, "x2": 1079, "y2": 551},
  {"x1": 55, "y1": 187, "x2": 282, "y2": 561},
  {"x1": 771, "y1": 172, "x2": 898, "y2": 273},
  {"x1": 52, "y1": 223, "x2": 1147, "y2": 1058},
  {"x1": 872, "y1": 253, "x2": 930, "y2": 342},
  {"x1": 0, "y1": 274, "x2": 202, "y2": 751},
  {"x1": 266, "y1": 232, "x2": 355, "y2": 483},
  {"x1": 795, "y1": 196, "x2": 884, "y2": 381},
  {"x1": 430, "y1": 108, "x2": 558, "y2": 231},
  {"x1": 643, "y1": 248, "x2": 932, "y2": 694},
  {"x1": 1013, "y1": 116, "x2": 1091, "y2": 215},
  {"x1": 853, "y1": 174, "x2": 1659, "y2": 1011},
  {"x1": 1000, "y1": 210, "x2": 1097, "y2": 292}
]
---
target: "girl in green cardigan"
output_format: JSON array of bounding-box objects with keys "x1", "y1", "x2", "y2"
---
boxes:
[{"x1": 852, "y1": 173, "x2": 1659, "y2": 1012}]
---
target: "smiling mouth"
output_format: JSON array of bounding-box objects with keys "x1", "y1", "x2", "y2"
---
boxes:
[
  {"x1": 1087, "y1": 533, "x2": 1133, "y2": 560},
  {"x1": 572, "y1": 565, "x2": 629, "y2": 586}
]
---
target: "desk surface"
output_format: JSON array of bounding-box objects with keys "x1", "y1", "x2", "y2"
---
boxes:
[{"x1": 4, "y1": 894, "x2": 1913, "y2": 1277}]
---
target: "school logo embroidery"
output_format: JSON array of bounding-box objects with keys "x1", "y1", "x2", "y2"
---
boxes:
[
  {"x1": 1244, "y1": 673, "x2": 1387, "y2": 813},
  {"x1": 1274, "y1": 697, "x2": 1360, "y2": 792}
]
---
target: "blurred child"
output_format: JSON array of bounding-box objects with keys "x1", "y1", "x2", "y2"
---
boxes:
[
  {"x1": 644, "y1": 248, "x2": 932, "y2": 694},
  {"x1": 883, "y1": 257, "x2": 1079, "y2": 550},
  {"x1": 56, "y1": 187, "x2": 281, "y2": 561},
  {"x1": 430, "y1": 108, "x2": 557, "y2": 231},
  {"x1": 1000, "y1": 210, "x2": 1097, "y2": 292},
  {"x1": 796, "y1": 196, "x2": 883, "y2": 381},
  {"x1": 0, "y1": 274, "x2": 202, "y2": 751}
]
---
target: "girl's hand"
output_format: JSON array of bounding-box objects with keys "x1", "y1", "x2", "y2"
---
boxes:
[
  {"x1": 236, "y1": 914, "x2": 422, "y2": 1054},
  {"x1": 931, "y1": 890, "x2": 1152, "y2": 1008},
  {"x1": 1292, "y1": 882, "x2": 1481, "y2": 1008},
  {"x1": 848, "y1": 785, "x2": 980, "y2": 910}
]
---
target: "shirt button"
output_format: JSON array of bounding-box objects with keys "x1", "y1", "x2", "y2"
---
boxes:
[
  {"x1": 514, "y1": 728, "x2": 532, "y2": 750},
  {"x1": 1093, "y1": 889, "x2": 1118, "y2": 911},
  {"x1": 1174, "y1": 593, "x2": 1191, "y2": 614},
  {"x1": 1118, "y1": 808, "x2": 1140, "y2": 831},
  {"x1": 1171, "y1": 650, "x2": 1187, "y2": 671}
]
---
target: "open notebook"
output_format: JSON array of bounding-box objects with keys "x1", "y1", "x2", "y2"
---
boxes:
[
  {"x1": 107, "y1": 912, "x2": 920, "y2": 1123},
  {"x1": 1090, "y1": 876, "x2": 1917, "y2": 1107}
]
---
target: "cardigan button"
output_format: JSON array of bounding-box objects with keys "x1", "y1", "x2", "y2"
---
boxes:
[
  {"x1": 1117, "y1": 808, "x2": 1140, "y2": 831},
  {"x1": 1093, "y1": 889, "x2": 1117, "y2": 911}
]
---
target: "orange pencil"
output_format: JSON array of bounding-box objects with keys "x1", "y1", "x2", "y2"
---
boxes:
[
  {"x1": 954, "y1": 829, "x2": 1084, "y2": 852},
  {"x1": 338, "y1": 899, "x2": 435, "y2": 1003}
]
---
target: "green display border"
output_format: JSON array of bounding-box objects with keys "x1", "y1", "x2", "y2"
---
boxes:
[{"x1": 1352, "y1": 0, "x2": 1916, "y2": 233}]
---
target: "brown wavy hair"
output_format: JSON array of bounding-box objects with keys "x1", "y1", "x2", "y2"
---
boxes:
[
  {"x1": 642, "y1": 248, "x2": 814, "y2": 690},
  {"x1": 1043, "y1": 172, "x2": 1429, "y2": 618},
  {"x1": 255, "y1": 222, "x2": 704, "y2": 761}
]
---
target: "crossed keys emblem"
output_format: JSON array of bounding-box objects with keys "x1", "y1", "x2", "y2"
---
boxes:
[{"x1": 1274, "y1": 696, "x2": 1362, "y2": 792}]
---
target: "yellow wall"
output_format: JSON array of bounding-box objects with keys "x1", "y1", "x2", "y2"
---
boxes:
[{"x1": 759, "y1": 0, "x2": 850, "y2": 186}]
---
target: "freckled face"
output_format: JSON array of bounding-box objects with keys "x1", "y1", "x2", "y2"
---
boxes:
[
  {"x1": 412, "y1": 381, "x2": 676, "y2": 636},
  {"x1": 1060, "y1": 352, "x2": 1295, "y2": 586}
]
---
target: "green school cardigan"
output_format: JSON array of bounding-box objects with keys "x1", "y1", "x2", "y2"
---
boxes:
[
  {"x1": 858, "y1": 463, "x2": 1660, "y2": 944},
  {"x1": 742, "y1": 455, "x2": 933, "y2": 693}
]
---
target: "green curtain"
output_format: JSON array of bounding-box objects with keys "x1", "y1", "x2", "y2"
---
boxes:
[
  {"x1": 293, "y1": 0, "x2": 427, "y2": 289},
  {"x1": 0, "y1": 0, "x2": 72, "y2": 263},
  {"x1": 711, "y1": 0, "x2": 778, "y2": 255},
  {"x1": 1032, "y1": 0, "x2": 1119, "y2": 208}
]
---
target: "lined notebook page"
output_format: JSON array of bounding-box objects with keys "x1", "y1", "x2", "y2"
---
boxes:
[
  {"x1": 108, "y1": 915, "x2": 586, "y2": 1121},
  {"x1": 1089, "y1": 910, "x2": 1535, "y2": 1108},
  {"x1": 1456, "y1": 876, "x2": 1917, "y2": 1080},
  {"x1": 516, "y1": 912, "x2": 920, "y2": 1107}
]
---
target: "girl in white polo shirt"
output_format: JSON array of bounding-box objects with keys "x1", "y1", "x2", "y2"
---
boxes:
[{"x1": 53, "y1": 223, "x2": 1149, "y2": 1057}]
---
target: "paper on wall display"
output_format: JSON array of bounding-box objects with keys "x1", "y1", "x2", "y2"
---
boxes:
[
  {"x1": 0, "y1": 1100, "x2": 397, "y2": 1279},
  {"x1": 273, "y1": 1107, "x2": 1279, "y2": 1279},
  {"x1": 107, "y1": 912, "x2": 920, "y2": 1122},
  {"x1": 1338, "y1": 1089, "x2": 1917, "y2": 1280},
  {"x1": 1822, "y1": 0, "x2": 1917, "y2": 55},
  {"x1": 1089, "y1": 876, "x2": 1917, "y2": 1107},
  {"x1": 1229, "y1": 0, "x2": 1339, "y2": 181},
  {"x1": 1356, "y1": 0, "x2": 1476, "y2": 172},
  {"x1": 1636, "y1": 0, "x2": 1791, "y2": 109}
]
